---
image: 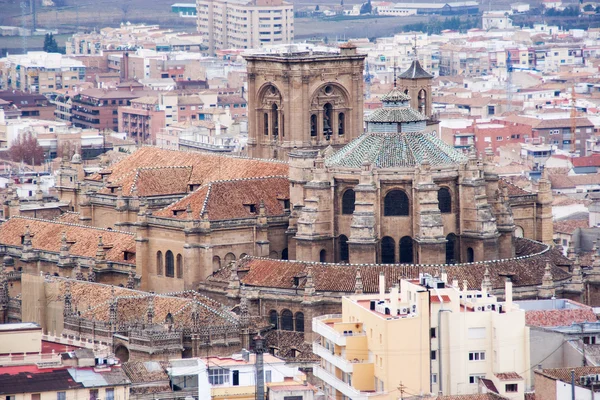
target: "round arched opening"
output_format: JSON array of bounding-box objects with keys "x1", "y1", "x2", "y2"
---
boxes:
[{"x1": 115, "y1": 345, "x2": 130, "y2": 363}]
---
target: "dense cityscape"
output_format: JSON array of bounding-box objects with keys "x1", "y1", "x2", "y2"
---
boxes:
[{"x1": 1, "y1": 0, "x2": 600, "y2": 399}]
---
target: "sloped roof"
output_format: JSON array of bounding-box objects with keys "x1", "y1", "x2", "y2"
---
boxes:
[
  {"x1": 398, "y1": 60, "x2": 433, "y2": 79},
  {"x1": 365, "y1": 107, "x2": 426, "y2": 123},
  {"x1": 536, "y1": 366, "x2": 600, "y2": 386},
  {"x1": 98, "y1": 166, "x2": 193, "y2": 197},
  {"x1": 0, "y1": 217, "x2": 135, "y2": 265},
  {"x1": 88, "y1": 147, "x2": 288, "y2": 194},
  {"x1": 525, "y1": 307, "x2": 597, "y2": 327},
  {"x1": 325, "y1": 131, "x2": 467, "y2": 169},
  {"x1": 213, "y1": 238, "x2": 571, "y2": 292},
  {"x1": 0, "y1": 369, "x2": 83, "y2": 394},
  {"x1": 380, "y1": 88, "x2": 411, "y2": 102},
  {"x1": 153, "y1": 176, "x2": 289, "y2": 220}
]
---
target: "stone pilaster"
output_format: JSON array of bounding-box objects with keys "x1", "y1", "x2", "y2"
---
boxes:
[{"x1": 348, "y1": 162, "x2": 378, "y2": 264}]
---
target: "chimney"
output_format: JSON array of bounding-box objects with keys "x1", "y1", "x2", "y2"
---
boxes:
[
  {"x1": 504, "y1": 278, "x2": 513, "y2": 312},
  {"x1": 390, "y1": 284, "x2": 399, "y2": 316},
  {"x1": 379, "y1": 271, "x2": 385, "y2": 301}
]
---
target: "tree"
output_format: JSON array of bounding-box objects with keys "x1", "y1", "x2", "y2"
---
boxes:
[
  {"x1": 341, "y1": 0, "x2": 344, "y2": 5},
  {"x1": 9, "y1": 132, "x2": 45, "y2": 166},
  {"x1": 360, "y1": 0, "x2": 372, "y2": 14},
  {"x1": 43, "y1": 33, "x2": 60, "y2": 53},
  {"x1": 315, "y1": 4, "x2": 320, "y2": 11}
]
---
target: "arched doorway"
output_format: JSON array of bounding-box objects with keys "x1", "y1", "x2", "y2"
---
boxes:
[
  {"x1": 418, "y1": 89, "x2": 427, "y2": 115},
  {"x1": 446, "y1": 234, "x2": 457, "y2": 264},
  {"x1": 381, "y1": 236, "x2": 395, "y2": 264},
  {"x1": 339, "y1": 235, "x2": 349, "y2": 262},
  {"x1": 323, "y1": 103, "x2": 333, "y2": 137},
  {"x1": 342, "y1": 189, "x2": 356, "y2": 215},
  {"x1": 281, "y1": 248, "x2": 288, "y2": 260},
  {"x1": 320, "y1": 249, "x2": 327, "y2": 263},
  {"x1": 438, "y1": 187, "x2": 452, "y2": 213},
  {"x1": 399, "y1": 236, "x2": 413, "y2": 263},
  {"x1": 467, "y1": 247, "x2": 474, "y2": 262}
]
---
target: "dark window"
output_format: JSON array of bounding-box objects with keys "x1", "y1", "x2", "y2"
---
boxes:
[
  {"x1": 505, "y1": 384, "x2": 518, "y2": 393},
  {"x1": 438, "y1": 187, "x2": 452, "y2": 213},
  {"x1": 381, "y1": 236, "x2": 395, "y2": 264},
  {"x1": 467, "y1": 247, "x2": 474, "y2": 263},
  {"x1": 295, "y1": 312, "x2": 304, "y2": 332},
  {"x1": 176, "y1": 254, "x2": 183, "y2": 278},
  {"x1": 323, "y1": 103, "x2": 333, "y2": 137},
  {"x1": 430, "y1": 328, "x2": 436, "y2": 338},
  {"x1": 89, "y1": 389, "x2": 99, "y2": 400},
  {"x1": 418, "y1": 89, "x2": 427, "y2": 115},
  {"x1": 272, "y1": 103, "x2": 279, "y2": 137},
  {"x1": 320, "y1": 249, "x2": 327, "y2": 262},
  {"x1": 384, "y1": 190, "x2": 409, "y2": 216},
  {"x1": 310, "y1": 114, "x2": 317, "y2": 137},
  {"x1": 264, "y1": 112, "x2": 269, "y2": 135},
  {"x1": 157, "y1": 251, "x2": 163, "y2": 275},
  {"x1": 431, "y1": 350, "x2": 436, "y2": 360},
  {"x1": 269, "y1": 310, "x2": 278, "y2": 329},
  {"x1": 339, "y1": 235, "x2": 349, "y2": 262},
  {"x1": 232, "y1": 370, "x2": 239, "y2": 386},
  {"x1": 281, "y1": 248, "x2": 288, "y2": 260},
  {"x1": 165, "y1": 250, "x2": 174, "y2": 277},
  {"x1": 281, "y1": 309, "x2": 293, "y2": 331},
  {"x1": 338, "y1": 112, "x2": 345, "y2": 135},
  {"x1": 446, "y1": 233, "x2": 457, "y2": 264},
  {"x1": 342, "y1": 189, "x2": 355, "y2": 215},
  {"x1": 400, "y1": 236, "x2": 413, "y2": 264}
]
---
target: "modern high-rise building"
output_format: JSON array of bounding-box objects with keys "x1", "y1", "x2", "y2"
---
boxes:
[
  {"x1": 196, "y1": 0, "x2": 294, "y2": 55},
  {"x1": 312, "y1": 274, "x2": 530, "y2": 400}
]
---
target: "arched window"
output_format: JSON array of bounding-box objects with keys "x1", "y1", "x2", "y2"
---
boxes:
[
  {"x1": 339, "y1": 235, "x2": 349, "y2": 262},
  {"x1": 165, "y1": 312, "x2": 174, "y2": 325},
  {"x1": 381, "y1": 236, "x2": 395, "y2": 264},
  {"x1": 320, "y1": 249, "x2": 327, "y2": 263},
  {"x1": 418, "y1": 89, "x2": 427, "y2": 115},
  {"x1": 399, "y1": 236, "x2": 413, "y2": 264},
  {"x1": 310, "y1": 114, "x2": 317, "y2": 137},
  {"x1": 225, "y1": 253, "x2": 236, "y2": 263},
  {"x1": 323, "y1": 103, "x2": 333, "y2": 137},
  {"x1": 515, "y1": 226, "x2": 524, "y2": 238},
  {"x1": 156, "y1": 251, "x2": 163, "y2": 276},
  {"x1": 338, "y1": 112, "x2": 345, "y2": 135},
  {"x1": 342, "y1": 189, "x2": 355, "y2": 215},
  {"x1": 281, "y1": 310, "x2": 293, "y2": 331},
  {"x1": 212, "y1": 256, "x2": 221, "y2": 271},
  {"x1": 384, "y1": 190, "x2": 410, "y2": 216},
  {"x1": 269, "y1": 310, "x2": 279, "y2": 329},
  {"x1": 264, "y1": 112, "x2": 269, "y2": 135},
  {"x1": 295, "y1": 312, "x2": 304, "y2": 332},
  {"x1": 272, "y1": 103, "x2": 279, "y2": 137},
  {"x1": 438, "y1": 187, "x2": 452, "y2": 213},
  {"x1": 281, "y1": 248, "x2": 288, "y2": 260},
  {"x1": 446, "y1": 234, "x2": 457, "y2": 265},
  {"x1": 165, "y1": 251, "x2": 174, "y2": 277},
  {"x1": 176, "y1": 254, "x2": 183, "y2": 278},
  {"x1": 240, "y1": 253, "x2": 248, "y2": 259},
  {"x1": 467, "y1": 247, "x2": 474, "y2": 263}
]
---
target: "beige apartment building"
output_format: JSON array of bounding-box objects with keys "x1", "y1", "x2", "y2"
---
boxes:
[
  {"x1": 197, "y1": 0, "x2": 294, "y2": 55},
  {"x1": 312, "y1": 274, "x2": 530, "y2": 400},
  {"x1": 0, "y1": 52, "x2": 86, "y2": 95}
]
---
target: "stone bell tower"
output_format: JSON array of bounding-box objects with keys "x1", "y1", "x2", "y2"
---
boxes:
[{"x1": 244, "y1": 43, "x2": 366, "y2": 160}]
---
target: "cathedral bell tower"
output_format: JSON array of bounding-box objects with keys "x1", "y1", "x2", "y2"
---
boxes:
[{"x1": 244, "y1": 43, "x2": 366, "y2": 160}]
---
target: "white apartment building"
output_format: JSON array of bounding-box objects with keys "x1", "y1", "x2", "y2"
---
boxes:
[
  {"x1": 312, "y1": 273, "x2": 530, "y2": 400},
  {"x1": 196, "y1": 0, "x2": 294, "y2": 55}
]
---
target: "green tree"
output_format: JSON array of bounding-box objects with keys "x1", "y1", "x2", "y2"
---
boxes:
[
  {"x1": 584, "y1": 4, "x2": 594, "y2": 11},
  {"x1": 43, "y1": 33, "x2": 59, "y2": 53},
  {"x1": 360, "y1": 0, "x2": 372, "y2": 14}
]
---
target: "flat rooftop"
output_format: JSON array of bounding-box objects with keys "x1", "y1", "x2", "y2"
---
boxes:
[{"x1": 0, "y1": 322, "x2": 41, "y2": 331}]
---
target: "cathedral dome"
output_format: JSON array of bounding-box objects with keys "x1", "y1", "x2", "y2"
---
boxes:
[{"x1": 324, "y1": 131, "x2": 467, "y2": 169}]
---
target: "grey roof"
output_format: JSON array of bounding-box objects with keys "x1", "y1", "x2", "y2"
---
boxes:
[
  {"x1": 365, "y1": 107, "x2": 427, "y2": 123},
  {"x1": 325, "y1": 131, "x2": 468, "y2": 169},
  {"x1": 398, "y1": 60, "x2": 433, "y2": 79},
  {"x1": 380, "y1": 88, "x2": 411, "y2": 102}
]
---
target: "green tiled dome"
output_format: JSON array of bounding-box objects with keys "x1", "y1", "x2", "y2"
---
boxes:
[{"x1": 325, "y1": 131, "x2": 467, "y2": 168}]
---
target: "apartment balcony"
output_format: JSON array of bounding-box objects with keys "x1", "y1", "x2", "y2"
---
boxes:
[
  {"x1": 313, "y1": 366, "x2": 379, "y2": 400},
  {"x1": 312, "y1": 341, "x2": 372, "y2": 374},
  {"x1": 312, "y1": 314, "x2": 365, "y2": 347}
]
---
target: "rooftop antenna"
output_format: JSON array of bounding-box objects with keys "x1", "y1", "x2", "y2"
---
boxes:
[
  {"x1": 412, "y1": 33, "x2": 418, "y2": 61},
  {"x1": 393, "y1": 59, "x2": 397, "y2": 89}
]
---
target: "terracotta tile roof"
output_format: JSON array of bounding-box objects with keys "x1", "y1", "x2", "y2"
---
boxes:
[
  {"x1": 548, "y1": 173, "x2": 600, "y2": 189},
  {"x1": 554, "y1": 218, "x2": 588, "y2": 234},
  {"x1": 0, "y1": 369, "x2": 83, "y2": 394},
  {"x1": 572, "y1": 154, "x2": 600, "y2": 168},
  {"x1": 98, "y1": 166, "x2": 193, "y2": 197},
  {"x1": 534, "y1": 117, "x2": 594, "y2": 130},
  {"x1": 263, "y1": 330, "x2": 318, "y2": 362},
  {"x1": 88, "y1": 147, "x2": 288, "y2": 194},
  {"x1": 153, "y1": 176, "x2": 289, "y2": 220},
  {"x1": 494, "y1": 372, "x2": 523, "y2": 380},
  {"x1": 424, "y1": 394, "x2": 508, "y2": 400},
  {"x1": 525, "y1": 307, "x2": 597, "y2": 327},
  {"x1": 58, "y1": 279, "x2": 238, "y2": 327},
  {"x1": 499, "y1": 178, "x2": 531, "y2": 196},
  {"x1": 218, "y1": 238, "x2": 571, "y2": 292},
  {"x1": 121, "y1": 361, "x2": 169, "y2": 383},
  {"x1": 53, "y1": 212, "x2": 81, "y2": 224},
  {"x1": 536, "y1": 366, "x2": 600, "y2": 386},
  {"x1": 0, "y1": 217, "x2": 135, "y2": 265}
]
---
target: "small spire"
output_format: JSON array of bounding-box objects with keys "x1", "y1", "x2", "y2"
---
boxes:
[
  {"x1": 96, "y1": 236, "x2": 106, "y2": 261},
  {"x1": 74, "y1": 262, "x2": 84, "y2": 281},
  {"x1": 63, "y1": 281, "x2": 72, "y2": 317},
  {"x1": 240, "y1": 287, "x2": 249, "y2": 328},
  {"x1": 304, "y1": 266, "x2": 315, "y2": 296},
  {"x1": 87, "y1": 269, "x2": 96, "y2": 283},
  {"x1": 147, "y1": 296, "x2": 155, "y2": 325},
  {"x1": 393, "y1": 59, "x2": 397, "y2": 89},
  {"x1": 482, "y1": 267, "x2": 492, "y2": 293},
  {"x1": 126, "y1": 269, "x2": 135, "y2": 289},
  {"x1": 542, "y1": 262, "x2": 553, "y2": 287}
]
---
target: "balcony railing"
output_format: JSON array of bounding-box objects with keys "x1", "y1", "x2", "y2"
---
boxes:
[
  {"x1": 312, "y1": 314, "x2": 365, "y2": 346},
  {"x1": 313, "y1": 365, "x2": 381, "y2": 400},
  {"x1": 313, "y1": 341, "x2": 354, "y2": 373}
]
